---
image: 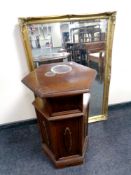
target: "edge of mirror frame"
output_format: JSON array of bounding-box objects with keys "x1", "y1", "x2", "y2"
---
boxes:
[
  {"x1": 20, "y1": 23, "x2": 34, "y2": 71},
  {"x1": 19, "y1": 12, "x2": 115, "y2": 24},
  {"x1": 102, "y1": 12, "x2": 116, "y2": 117},
  {"x1": 19, "y1": 11, "x2": 116, "y2": 123}
]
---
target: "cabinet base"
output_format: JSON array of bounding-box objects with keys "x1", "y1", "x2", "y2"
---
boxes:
[{"x1": 42, "y1": 136, "x2": 88, "y2": 168}]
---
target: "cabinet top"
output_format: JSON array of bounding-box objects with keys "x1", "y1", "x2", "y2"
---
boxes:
[{"x1": 22, "y1": 62, "x2": 96, "y2": 98}]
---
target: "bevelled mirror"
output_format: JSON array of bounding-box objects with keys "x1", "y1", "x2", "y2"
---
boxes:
[{"x1": 19, "y1": 12, "x2": 116, "y2": 123}]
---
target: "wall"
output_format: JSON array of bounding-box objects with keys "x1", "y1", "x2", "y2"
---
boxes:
[{"x1": 0, "y1": 0, "x2": 131, "y2": 124}]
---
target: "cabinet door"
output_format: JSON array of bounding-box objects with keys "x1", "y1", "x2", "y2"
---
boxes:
[{"x1": 50, "y1": 116, "x2": 83, "y2": 159}]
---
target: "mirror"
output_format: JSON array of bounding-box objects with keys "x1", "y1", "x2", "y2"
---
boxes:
[{"x1": 19, "y1": 12, "x2": 116, "y2": 123}]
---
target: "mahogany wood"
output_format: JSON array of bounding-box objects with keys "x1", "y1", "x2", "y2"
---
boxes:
[
  {"x1": 22, "y1": 62, "x2": 96, "y2": 168},
  {"x1": 22, "y1": 62, "x2": 96, "y2": 98}
]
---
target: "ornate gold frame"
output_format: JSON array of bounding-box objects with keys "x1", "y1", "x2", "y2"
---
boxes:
[{"x1": 19, "y1": 12, "x2": 116, "y2": 123}]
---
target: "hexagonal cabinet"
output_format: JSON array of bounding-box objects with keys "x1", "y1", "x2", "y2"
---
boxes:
[{"x1": 22, "y1": 62, "x2": 96, "y2": 168}]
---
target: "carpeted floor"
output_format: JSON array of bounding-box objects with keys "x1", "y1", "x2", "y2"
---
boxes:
[{"x1": 0, "y1": 104, "x2": 131, "y2": 175}]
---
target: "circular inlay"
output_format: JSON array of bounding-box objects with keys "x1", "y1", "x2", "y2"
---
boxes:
[
  {"x1": 51, "y1": 64, "x2": 72, "y2": 74},
  {"x1": 45, "y1": 71, "x2": 56, "y2": 77}
]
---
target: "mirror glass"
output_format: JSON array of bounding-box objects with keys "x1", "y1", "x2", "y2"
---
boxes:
[{"x1": 26, "y1": 19, "x2": 107, "y2": 117}]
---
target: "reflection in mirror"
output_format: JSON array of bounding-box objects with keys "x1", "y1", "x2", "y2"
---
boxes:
[{"x1": 27, "y1": 19, "x2": 107, "y2": 117}]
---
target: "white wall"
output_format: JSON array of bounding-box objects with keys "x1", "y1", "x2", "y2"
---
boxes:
[{"x1": 0, "y1": 0, "x2": 131, "y2": 124}]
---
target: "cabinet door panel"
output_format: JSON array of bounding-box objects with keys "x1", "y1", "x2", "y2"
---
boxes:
[{"x1": 50, "y1": 116, "x2": 83, "y2": 159}]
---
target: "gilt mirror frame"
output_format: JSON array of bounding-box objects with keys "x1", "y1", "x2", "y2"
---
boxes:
[{"x1": 19, "y1": 12, "x2": 116, "y2": 123}]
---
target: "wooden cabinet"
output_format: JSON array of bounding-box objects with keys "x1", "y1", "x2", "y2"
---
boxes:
[{"x1": 22, "y1": 62, "x2": 96, "y2": 168}]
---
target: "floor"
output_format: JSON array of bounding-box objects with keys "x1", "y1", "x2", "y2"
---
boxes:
[{"x1": 0, "y1": 105, "x2": 131, "y2": 175}]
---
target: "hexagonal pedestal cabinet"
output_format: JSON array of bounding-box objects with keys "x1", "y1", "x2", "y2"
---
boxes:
[{"x1": 22, "y1": 62, "x2": 96, "y2": 168}]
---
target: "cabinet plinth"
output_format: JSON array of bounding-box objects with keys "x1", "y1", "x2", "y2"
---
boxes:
[{"x1": 22, "y1": 62, "x2": 96, "y2": 168}]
